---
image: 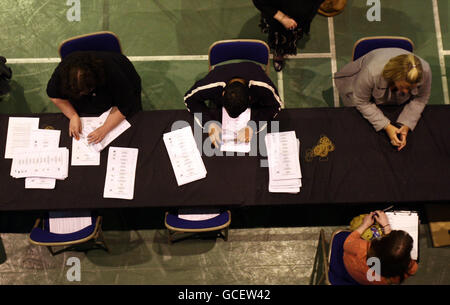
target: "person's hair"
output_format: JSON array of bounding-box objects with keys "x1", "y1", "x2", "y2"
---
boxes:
[
  {"x1": 368, "y1": 230, "x2": 414, "y2": 283},
  {"x1": 59, "y1": 52, "x2": 106, "y2": 99},
  {"x1": 223, "y1": 80, "x2": 249, "y2": 118},
  {"x1": 382, "y1": 54, "x2": 423, "y2": 85}
]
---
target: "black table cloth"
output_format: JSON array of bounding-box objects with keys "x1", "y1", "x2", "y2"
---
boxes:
[{"x1": 0, "y1": 105, "x2": 449, "y2": 211}]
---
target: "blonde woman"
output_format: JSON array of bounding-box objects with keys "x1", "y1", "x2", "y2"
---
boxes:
[{"x1": 334, "y1": 48, "x2": 431, "y2": 151}]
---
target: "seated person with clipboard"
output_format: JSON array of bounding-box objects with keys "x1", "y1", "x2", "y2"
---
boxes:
[{"x1": 344, "y1": 209, "x2": 419, "y2": 285}]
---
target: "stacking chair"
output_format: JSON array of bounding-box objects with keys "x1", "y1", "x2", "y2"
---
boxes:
[
  {"x1": 164, "y1": 209, "x2": 231, "y2": 244},
  {"x1": 28, "y1": 212, "x2": 109, "y2": 256},
  {"x1": 208, "y1": 39, "x2": 270, "y2": 75},
  {"x1": 352, "y1": 36, "x2": 414, "y2": 61},
  {"x1": 58, "y1": 31, "x2": 122, "y2": 59},
  {"x1": 327, "y1": 230, "x2": 360, "y2": 285}
]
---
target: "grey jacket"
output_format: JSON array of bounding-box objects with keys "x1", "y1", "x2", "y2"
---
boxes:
[{"x1": 334, "y1": 48, "x2": 431, "y2": 131}]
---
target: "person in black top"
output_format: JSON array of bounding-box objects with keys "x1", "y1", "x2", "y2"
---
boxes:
[
  {"x1": 253, "y1": 0, "x2": 325, "y2": 71},
  {"x1": 47, "y1": 51, "x2": 142, "y2": 144},
  {"x1": 184, "y1": 62, "x2": 283, "y2": 147}
]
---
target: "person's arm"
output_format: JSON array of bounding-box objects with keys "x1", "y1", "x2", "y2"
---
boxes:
[
  {"x1": 355, "y1": 212, "x2": 375, "y2": 236},
  {"x1": 87, "y1": 106, "x2": 125, "y2": 144},
  {"x1": 373, "y1": 210, "x2": 392, "y2": 235},
  {"x1": 50, "y1": 98, "x2": 82, "y2": 140}
]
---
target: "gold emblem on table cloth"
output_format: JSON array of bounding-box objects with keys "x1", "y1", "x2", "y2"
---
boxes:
[
  {"x1": 305, "y1": 135, "x2": 335, "y2": 162},
  {"x1": 44, "y1": 125, "x2": 55, "y2": 130}
]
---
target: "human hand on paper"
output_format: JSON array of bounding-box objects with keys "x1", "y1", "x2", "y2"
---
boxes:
[
  {"x1": 69, "y1": 114, "x2": 82, "y2": 140},
  {"x1": 208, "y1": 122, "x2": 222, "y2": 148},
  {"x1": 355, "y1": 212, "x2": 375, "y2": 235},
  {"x1": 236, "y1": 126, "x2": 253, "y2": 143},
  {"x1": 88, "y1": 125, "x2": 108, "y2": 144}
]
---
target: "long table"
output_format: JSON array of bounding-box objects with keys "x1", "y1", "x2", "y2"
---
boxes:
[{"x1": 1, "y1": 105, "x2": 449, "y2": 211}]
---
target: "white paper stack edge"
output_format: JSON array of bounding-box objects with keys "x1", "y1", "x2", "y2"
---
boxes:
[{"x1": 265, "y1": 131, "x2": 302, "y2": 194}]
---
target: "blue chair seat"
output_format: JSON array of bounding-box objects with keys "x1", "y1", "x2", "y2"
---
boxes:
[
  {"x1": 328, "y1": 230, "x2": 360, "y2": 285},
  {"x1": 29, "y1": 216, "x2": 97, "y2": 244},
  {"x1": 165, "y1": 210, "x2": 231, "y2": 243}
]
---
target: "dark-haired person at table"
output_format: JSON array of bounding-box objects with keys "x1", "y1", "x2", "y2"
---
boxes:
[
  {"x1": 344, "y1": 211, "x2": 418, "y2": 285},
  {"x1": 334, "y1": 48, "x2": 431, "y2": 151},
  {"x1": 253, "y1": 0, "x2": 325, "y2": 71},
  {"x1": 184, "y1": 62, "x2": 283, "y2": 147},
  {"x1": 46, "y1": 51, "x2": 142, "y2": 144}
]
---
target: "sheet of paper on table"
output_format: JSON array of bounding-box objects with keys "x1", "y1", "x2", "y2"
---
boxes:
[
  {"x1": 49, "y1": 210, "x2": 92, "y2": 234},
  {"x1": 265, "y1": 131, "x2": 302, "y2": 194},
  {"x1": 103, "y1": 146, "x2": 139, "y2": 200},
  {"x1": 24, "y1": 128, "x2": 61, "y2": 189},
  {"x1": 71, "y1": 117, "x2": 101, "y2": 166},
  {"x1": 4, "y1": 117, "x2": 39, "y2": 159},
  {"x1": 220, "y1": 107, "x2": 251, "y2": 153},
  {"x1": 163, "y1": 126, "x2": 207, "y2": 186}
]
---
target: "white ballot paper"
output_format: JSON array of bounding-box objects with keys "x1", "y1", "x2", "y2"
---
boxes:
[
  {"x1": 10, "y1": 148, "x2": 69, "y2": 180},
  {"x1": 49, "y1": 210, "x2": 92, "y2": 234},
  {"x1": 386, "y1": 211, "x2": 419, "y2": 260},
  {"x1": 25, "y1": 129, "x2": 61, "y2": 189},
  {"x1": 221, "y1": 107, "x2": 251, "y2": 153},
  {"x1": 103, "y1": 146, "x2": 139, "y2": 200},
  {"x1": 79, "y1": 108, "x2": 131, "y2": 153},
  {"x1": 4, "y1": 117, "x2": 39, "y2": 159},
  {"x1": 71, "y1": 117, "x2": 101, "y2": 166},
  {"x1": 265, "y1": 131, "x2": 302, "y2": 194},
  {"x1": 163, "y1": 126, "x2": 207, "y2": 186}
]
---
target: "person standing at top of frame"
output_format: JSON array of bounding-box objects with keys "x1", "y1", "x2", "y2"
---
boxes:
[
  {"x1": 252, "y1": 0, "x2": 325, "y2": 71},
  {"x1": 334, "y1": 48, "x2": 431, "y2": 151},
  {"x1": 46, "y1": 51, "x2": 142, "y2": 144}
]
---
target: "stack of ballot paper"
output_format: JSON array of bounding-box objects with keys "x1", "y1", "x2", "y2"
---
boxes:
[
  {"x1": 163, "y1": 126, "x2": 207, "y2": 186},
  {"x1": 75, "y1": 108, "x2": 131, "y2": 158},
  {"x1": 5, "y1": 117, "x2": 69, "y2": 189},
  {"x1": 221, "y1": 107, "x2": 251, "y2": 153},
  {"x1": 10, "y1": 147, "x2": 69, "y2": 180},
  {"x1": 103, "y1": 147, "x2": 139, "y2": 200},
  {"x1": 265, "y1": 131, "x2": 302, "y2": 193}
]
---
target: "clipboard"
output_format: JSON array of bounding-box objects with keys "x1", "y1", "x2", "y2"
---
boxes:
[{"x1": 385, "y1": 210, "x2": 420, "y2": 262}]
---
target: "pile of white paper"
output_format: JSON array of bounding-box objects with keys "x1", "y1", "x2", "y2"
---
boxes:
[
  {"x1": 386, "y1": 211, "x2": 419, "y2": 260},
  {"x1": 221, "y1": 107, "x2": 251, "y2": 153},
  {"x1": 48, "y1": 210, "x2": 92, "y2": 234},
  {"x1": 163, "y1": 126, "x2": 207, "y2": 186},
  {"x1": 10, "y1": 147, "x2": 69, "y2": 180},
  {"x1": 103, "y1": 147, "x2": 139, "y2": 200},
  {"x1": 265, "y1": 131, "x2": 302, "y2": 194},
  {"x1": 76, "y1": 108, "x2": 131, "y2": 157}
]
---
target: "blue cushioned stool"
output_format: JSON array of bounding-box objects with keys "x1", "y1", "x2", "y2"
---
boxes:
[
  {"x1": 352, "y1": 36, "x2": 414, "y2": 61},
  {"x1": 164, "y1": 210, "x2": 231, "y2": 244},
  {"x1": 59, "y1": 31, "x2": 122, "y2": 59},
  {"x1": 29, "y1": 212, "x2": 108, "y2": 256},
  {"x1": 328, "y1": 230, "x2": 360, "y2": 285}
]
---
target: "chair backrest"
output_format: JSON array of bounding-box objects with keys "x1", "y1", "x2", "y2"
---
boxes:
[
  {"x1": 328, "y1": 230, "x2": 360, "y2": 285},
  {"x1": 208, "y1": 39, "x2": 270, "y2": 74},
  {"x1": 59, "y1": 31, "x2": 122, "y2": 59},
  {"x1": 352, "y1": 36, "x2": 414, "y2": 61}
]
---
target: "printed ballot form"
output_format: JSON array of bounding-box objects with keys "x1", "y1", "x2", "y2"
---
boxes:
[
  {"x1": 4, "y1": 117, "x2": 39, "y2": 159},
  {"x1": 386, "y1": 211, "x2": 419, "y2": 260},
  {"x1": 77, "y1": 108, "x2": 131, "y2": 156},
  {"x1": 49, "y1": 210, "x2": 92, "y2": 234},
  {"x1": 221, "y1": 107, "x2": 251, "y2": 153},
  {"x1": 265, "y1": 131, "x2": 302, "y2": 194},
  {"x1": 72, "y1": 117, "x2": 101, "y2": 166},
  {"x1": 163, "y1": 126, "x2": 207, "y2": 186},
  {"x1": 103, "y1": 147, "x2": 139, "y2": 200}
]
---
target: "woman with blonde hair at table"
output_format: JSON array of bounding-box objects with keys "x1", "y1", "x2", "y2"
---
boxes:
[{"x1": 334, "y1": 49, "x2": 431, "y2": 151}]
